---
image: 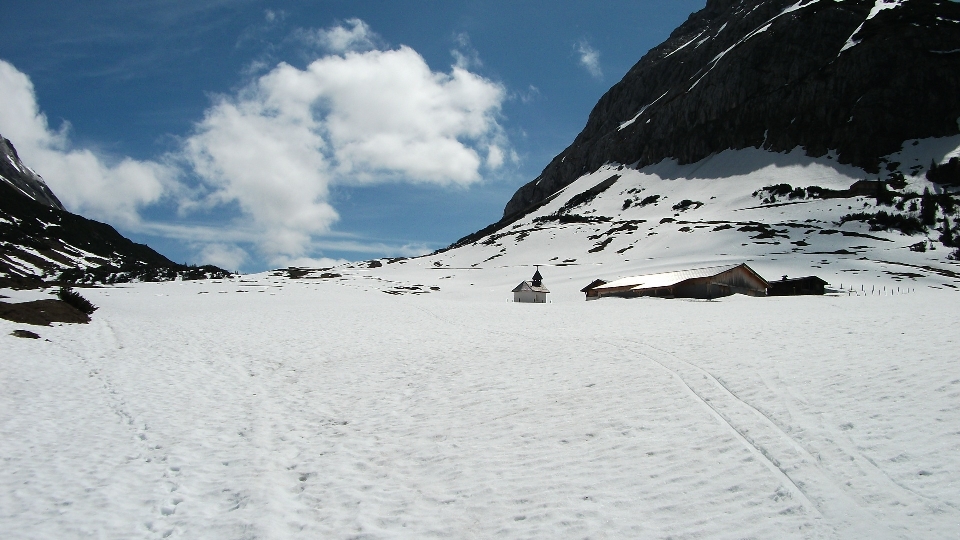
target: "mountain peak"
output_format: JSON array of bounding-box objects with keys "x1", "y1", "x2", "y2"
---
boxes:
[{"x1": 0, "y1": 135, "x2": 64, "y2": 210}]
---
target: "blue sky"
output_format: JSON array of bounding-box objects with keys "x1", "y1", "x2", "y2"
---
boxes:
[{"x1": 0, "y1": 0, "x2": 705, "y2": 271}]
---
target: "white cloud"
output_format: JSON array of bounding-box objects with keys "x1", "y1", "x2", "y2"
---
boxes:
[
  {"x1": 487, "y1": 145, "x2": 505, "y2": 169},
  {"x1": 305, "y1": 48, "x2": 507, "y2": 184},
  {"x1": 0, "y1": 59, "x2": 175, "y2": 227},
  {"x1": 196, "y1": 242, "x2": 249, "y2": 270},
  {"x1": 184, "y1": 90, "x2": 338, "y2": 257},
  {"x1": 0, "y1": 60, "x2": 60, "y2": 148},
  {"x1": 183, "y1": 31, "x2": 508, "y2": 258},
  {"x1": 298, "y1": 18, "x2": 378, "y2": 54},
  {"x1": 451, "y1": 33, "x2": 483, "y2": 70},
  {"x1": 517, "y1": 84, "x2": 540, "y2": 104},
  {"x1": 576, "y1": 40, "x2": 603, "y2": 79}
]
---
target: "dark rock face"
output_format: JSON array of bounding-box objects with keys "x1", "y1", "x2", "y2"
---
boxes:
[
  {"x1": 504, "y1": 0, "x2": 960, "y2": 218},
  {"x1": 0, "y1": 135, "x2": 230, "y2": 285}
]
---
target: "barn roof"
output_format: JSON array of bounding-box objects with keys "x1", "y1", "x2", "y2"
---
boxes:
[
  {"x1": 580, "y1": 279, "x2": 608, "y2": 292},
  {"x1": 513, "y1": 281, "x2": 550, "y2": 293},
  {"x1": 593, "y1": 263, "x2": 765, "y2": 292}
]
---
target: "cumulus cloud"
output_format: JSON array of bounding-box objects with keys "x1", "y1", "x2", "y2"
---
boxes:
[
  {"x1": 576, "y1": 40, "x2": 603, "y2": 79},
  {"x1": 183, "y1": 30, "x2": 509, "y2": 258},
  {"x1": 196, "y1": 242, "x2": 249, "y2": 270},
  {"x1": 184, "y1": 88, "x2": 338, "y2": 257},
  {"x1": 308, "y1": 49, "x2": 507, "y2": 184},
  {"x1": 0, "y1": 60, "x2": 175, "y2": 226}
]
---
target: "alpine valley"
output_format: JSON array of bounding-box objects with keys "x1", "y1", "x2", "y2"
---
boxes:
[{"x1": 3, "y1": 1, "x2": 960, "y2": 539}]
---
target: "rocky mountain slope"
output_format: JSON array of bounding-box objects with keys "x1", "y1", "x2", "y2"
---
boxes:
[
  {"x1": 0, "y1": 137, "x2": 64, "y2": 210},
  {"x1": 505, "y1": 0, "x2": 960, "y2": 218},
  {"x1": 343, "y1": 141, "x2": 958, "y2": 302},
  {"x1": 0, "y1": 134, "x2": 229, "y2": 286}
]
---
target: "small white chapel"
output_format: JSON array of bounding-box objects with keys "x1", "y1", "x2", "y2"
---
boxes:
[{"x1": 512, "y1": 267, "x2": 550, "y2": 303}]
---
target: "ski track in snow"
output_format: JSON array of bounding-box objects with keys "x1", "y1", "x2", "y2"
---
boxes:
[
  {"x1": 2, "y1": 277, "x2": 959, "y2": 539},
  {"x1": 617, "y1": 339, "x2": 945, "y2": 540}
]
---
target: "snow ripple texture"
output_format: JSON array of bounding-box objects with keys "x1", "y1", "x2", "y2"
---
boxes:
[{"x1": 2, "y1": 278, "x2": 959, "y2": 539}]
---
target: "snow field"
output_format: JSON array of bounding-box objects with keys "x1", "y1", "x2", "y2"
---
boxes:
[{"x1": 2, "y1": 277, "x2": 959, "y2": 539}]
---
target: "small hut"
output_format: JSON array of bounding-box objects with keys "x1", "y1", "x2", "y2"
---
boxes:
[
  {"x1": 513, "y1": 268, "x2": 550, "y2": 303},
  {"x1": 767, "y1": 275, "x2": 827, "y2": 296}
]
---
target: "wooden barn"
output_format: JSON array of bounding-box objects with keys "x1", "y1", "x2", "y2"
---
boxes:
[
  {"x1": 588, "y1": 263, "x2": 769, "y2": 300},
  {"x1": 767, "y1": 275, "x2": 827, "y2": 296},
  {"x1": 513, "y1": 268, "x2": 550, "y2": 303}
]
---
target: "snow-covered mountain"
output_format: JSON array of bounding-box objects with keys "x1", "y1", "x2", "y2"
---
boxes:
[
  {"x1": 0, "y1": 134, "x2": 229, "y2": 285},
  {"x1": 320, "y1": 0, "x2": 960, "y2": 298},
  {"x1": 312, "y1": 140, "x2": 958, "y2": 303}
]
